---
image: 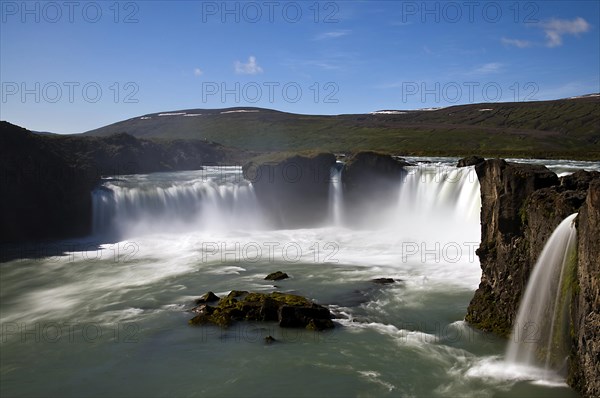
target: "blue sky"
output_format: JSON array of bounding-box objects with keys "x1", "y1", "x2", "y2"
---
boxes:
[{"x1": 1, "y1": 0, "x2": 598, "y2": 134}]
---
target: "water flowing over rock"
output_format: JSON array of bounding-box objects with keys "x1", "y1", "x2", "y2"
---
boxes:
[
  {"x1": 466, "y1": 158, "x2": 600, "y2": 397},
  {"x1": 466, "y1": 159, "x2": 560, "y2": 335},
  {"x1": 505, "y1": 213, "x2": 578, "y2": 379}
]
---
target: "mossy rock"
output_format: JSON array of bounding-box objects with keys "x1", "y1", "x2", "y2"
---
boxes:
[
  {"x1": 265, "y1": 271, "x2": 289, "y2": 281},
  {"x1": 189, "y1": 291, "x2": 334, "y2": 331}
]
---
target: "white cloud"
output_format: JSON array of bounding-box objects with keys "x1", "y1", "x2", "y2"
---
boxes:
[
  {"x1": 500, "y1": 17, "x2": 591, "y2": 49},
  {"x1": 473, "y1": 62, "x2": 503, "y2": 74},
  {"x1": 234, "y1": 56, "x2": 263, "y2": 75},
  {"x1": 501, "y1": 37, "x2": 532, "y2": 48},
  {"x1": 315, "y1": 30, "x2": 350, "y2": 40},
  {"x1": 541, "y1": 17, "x2": 591, "y2": 47},
  {"x1": 193, "y1": 68, "x2": 203, "y2": 76}
]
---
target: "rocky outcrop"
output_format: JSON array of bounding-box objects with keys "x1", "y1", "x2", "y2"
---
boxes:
[
  {"x1": 0, "y1": 121, "x2": 244, "y2": 243},
  {"x1": 466, "y1": 158, "x2": 600, "y2": 397},
  {"x1": 189, "y1": 291, "x2": 334, "y2": 331},
  {"x1": 243, "y1": 152, "x2": 336, "y2": 227},
  {"x1": 569, "y1": 179, "x2": 600, "y2": 397},
  {"x1": 465, "y1": 159, "x2": 560, "y2": 335},
  {"x1": 341, "y1": 151, "x2": 409, "y2": 224},
  {"x1": 457, "y1": 155, "x2": 485, "y2": 167},
  {"x1": 265, "y1": 271, "x2": 289, "y2": 281},
  {"x1": 1, "y1": 123, "x2": 98, "y2": 243}
]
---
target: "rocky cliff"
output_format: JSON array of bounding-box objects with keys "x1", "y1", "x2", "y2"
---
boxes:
[
  {"x1": 341, "y1": 151, "x2": 409, "y2": 226},
  {"x1": 242, "y1": 152, "x2": 336, "y2": 228},
  {"x1": 570, "y1": 178, "x2": 600, "y2": 397},
  {"x1": 465, "y1": 158, "x2": 600, "y2": 397},
  {"x1": 0, "y1": 122, "x2": 246, "y2": 243}
]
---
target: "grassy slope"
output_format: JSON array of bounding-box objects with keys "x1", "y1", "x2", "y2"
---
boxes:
[{"x1": 84, "y1": 97, "x2": 600, "y2": 160}]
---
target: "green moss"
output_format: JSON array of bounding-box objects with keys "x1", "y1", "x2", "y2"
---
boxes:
[
  {"x1": 189, "y1": 291, "x2": 332, "y2": 330},
  {"x1": 519, "y1": 203, "x2": 528, "y2": 226},
  {"x1": 269, "y1": 292, "x2": 312, "y2": 307}
]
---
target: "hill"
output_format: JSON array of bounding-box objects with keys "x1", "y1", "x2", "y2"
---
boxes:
[{"x1": 84, "y1": 96, "x2": 600, "y2": 160}]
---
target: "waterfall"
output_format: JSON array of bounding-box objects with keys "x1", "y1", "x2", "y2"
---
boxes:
[
  {"x1": 91, "y1": 168, "x2": 265, "y2": 237},
  {"x1": 383, "y1": 165, "x2": 481, "y2": 243},
  {"x1": 91, "y1": 164, "x2": 482, "y2": 245},
  {"x1": 505, "y1": 213, "x2": 578, "y2": 379},
  {"x1": 328, "y1": 162, "x2": 344, "y2": 226}
]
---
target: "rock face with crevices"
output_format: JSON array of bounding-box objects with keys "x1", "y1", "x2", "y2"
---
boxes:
[
  {"x1": 465, "y1": 158, "x2": 600, "y2": 397},
  {"x1": 569, "y1": 179, "x2": 600, "y2": 397},
  {"x1": 465, "y1": 159, "x2": 559, "y2": 335}
]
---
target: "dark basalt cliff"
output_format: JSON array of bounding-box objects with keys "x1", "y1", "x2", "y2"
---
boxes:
[
  {"x1": 465, "y1": 158, "x2": 600, "y2": 397},
  {"x1": 570, "y1": 179, "x2": 600, "y2": 397},
  {"x1": 341, "y1": 151, "x2": 409, "y2": 226},
  {"x1": 243, "y1": 152, "x2": 336, "y2": 228},
  {"x1": 244, "y1": 151, "x2": 410, "y2": 228},
  {"x1": 0, "y1": 121, "x2": 244, "y2": 243}
]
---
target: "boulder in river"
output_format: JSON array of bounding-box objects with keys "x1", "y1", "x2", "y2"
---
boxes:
[
  {"x1": 189, "y1": 291, "x2": 334, "y2": 331},
  {"x1": 265, "y1": 271, "x2": 289, "y2": 281}
]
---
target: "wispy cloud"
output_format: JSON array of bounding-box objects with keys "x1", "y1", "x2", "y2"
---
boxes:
[
  {"x1": 234, "y1": 56, "x2": 263, "y2": 75},
  {"x1": 315, "y1": 30, "x2": 351, "y2": 40},
  {"x1": 541, "y1": 17, "x2": 591, "y2": 47},
  {"x1": 501, "y1": 37, "x2": 532, "y2": 48},
  {"x1": 502, "y1": 17, "x2": 591, "y2": 49},
  {"x1": 472, "y1": 62, "x2": 503, "y2": 75},
  {"x1": 193, "y1": 68, "x2": 203, "y2": 76}
]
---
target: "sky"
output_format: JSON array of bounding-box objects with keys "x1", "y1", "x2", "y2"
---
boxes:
[{"x1": 1, "y1": 0, "x2": 599, "y2": 134}]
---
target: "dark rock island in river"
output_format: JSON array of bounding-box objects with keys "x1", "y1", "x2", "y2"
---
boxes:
[{"x1": 189, "y1": 291, "x2": 335, "y2": 331}]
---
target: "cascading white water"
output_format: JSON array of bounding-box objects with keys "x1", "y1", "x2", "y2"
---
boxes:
[
  {"x1": 91, "y1": 167, "x2": 265, "y2": 237},
  {"x1": 385, "y1": 165, "x2": 481, "y2": 243},
  {"x1": 505, "y1": 213, "x2": 578, "y2": 379},
  {"x1": 91, "y1": 163, "x2": 482, "y2": 252},
  {"x1": 328, "y1": 162, "x2": 344, "y2": 226}
]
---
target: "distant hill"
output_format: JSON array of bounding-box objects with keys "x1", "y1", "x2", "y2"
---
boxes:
[{"x1": 84, "y1": 96, "x2": 600, "y2": 160}]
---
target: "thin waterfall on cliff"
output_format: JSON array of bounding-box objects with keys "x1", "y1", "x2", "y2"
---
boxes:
[
  {"x1": 328, "y1": 162, "x2": 344, "y2": 226},
  {"x1": 505, "y1": 213, "x2": 578, "y2": 379}
]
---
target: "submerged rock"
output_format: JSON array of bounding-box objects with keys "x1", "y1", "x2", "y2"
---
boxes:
[
  {"x1": 189, "y1": 291, "x2": 334, "y2": 331},
  {"x1": 265, "y1": 271, "x2": 289, "y2": 281},
  {"x1": 372, "y1": 278, "x2": 396, "y2": 285},
  {"x1": 264, "y1": 335, "x2": 276, "y2": 344}
]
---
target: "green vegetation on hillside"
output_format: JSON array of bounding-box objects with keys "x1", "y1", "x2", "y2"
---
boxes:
[{"x1": 84, "y1": 97, "x2": 600, "y2": 160}]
